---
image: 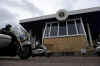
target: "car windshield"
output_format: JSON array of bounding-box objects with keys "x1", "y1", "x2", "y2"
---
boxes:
[
  {"x1": 0, "y1": 23, "x2": 30, "y2": 41},
  {"x1": 11, "y1": 24, "x2": 30, "y2": 40}
]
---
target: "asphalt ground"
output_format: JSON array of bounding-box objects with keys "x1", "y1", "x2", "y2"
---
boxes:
[{"x1": 0, "y1": 56, "x2": 100, "y2": 66}]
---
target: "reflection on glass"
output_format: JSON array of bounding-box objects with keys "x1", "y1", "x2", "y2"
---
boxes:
[
  {"x1": 76, "y1": 20, "x2": 84, "y2": 34},
  {"x1": 50, "y1": 23, "x2": 58, "y2": 36},
  {"x1": 59, "y1": 22, "x2": 66, "y2": 36},
  {"x1": 44, "y1": 24, "x2": 50, "y2": 37},
  {"x1": 68, "y1": 21, "x2": 77, "y2": 35}
]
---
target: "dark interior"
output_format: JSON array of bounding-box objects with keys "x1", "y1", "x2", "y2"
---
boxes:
[
  {"x1": 21, "y1": 18, "x2": 56, "y2": 45},
  {"x1": 83, "y1": 11, "x2": 100, "y2": 42},
  {"x1": 22, "y1": 22, "x2": 45, "y2": 44}
]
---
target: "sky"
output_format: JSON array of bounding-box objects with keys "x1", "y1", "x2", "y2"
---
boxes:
[{"x1": 0, "y1": 0, "x2": 100, "y2": 28}]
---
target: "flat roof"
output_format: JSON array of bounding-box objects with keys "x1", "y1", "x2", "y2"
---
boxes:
[{"x1": 20, "y1": 7, "x2": 100, "y2": 23}]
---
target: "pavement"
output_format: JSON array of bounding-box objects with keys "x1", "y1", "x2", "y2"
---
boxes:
[{"x1": 0, "y1": 56, "x2": 100, "y2": 66}]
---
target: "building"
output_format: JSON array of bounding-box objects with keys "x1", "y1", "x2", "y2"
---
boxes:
[{"x1": 20, "y1": 7, "x2": 100, "y2": 53}]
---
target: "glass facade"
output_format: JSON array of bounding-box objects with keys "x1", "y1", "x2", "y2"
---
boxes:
[
  {"x1": 59, "y1": 22, "x2": 66, "y2": 36},
  {"x1": 50, "y1": 23, "x2": 58, "y2": 36},
  {"x1": 44, "y1": 24, "x2": 50, "y2": 37},
  {"x1": 44, "y1": 18, "x2": 85, "y2": 38},
  {"x1": 67, "y1": 21, "x2": 77, "y2": 35},
  {"x1": 76, "y1": 20, "x2": 84, "y2": 34}
]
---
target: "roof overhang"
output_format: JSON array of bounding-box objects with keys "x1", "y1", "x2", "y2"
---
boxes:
[{"x1": 20, "y1": 7, "x2": 100, "y2": 23}]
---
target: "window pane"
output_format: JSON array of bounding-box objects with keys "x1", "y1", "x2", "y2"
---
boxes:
[
  {"x1": 59, "y1": 22, "x2": 66, "y2": 36},
  {"x1": 68, "y1": 21, "x2": 77, "y2": 35},
  {"x1": 76, "y1": 20, "x2": 84, "y2": 34},
  {"x1": 44, "y1": 24, "x2": 50, "y2": 37},
  {"x1": 50, "y1": 23, "x2": 58, "y2": 36}
]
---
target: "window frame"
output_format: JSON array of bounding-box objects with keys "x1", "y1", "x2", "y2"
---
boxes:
[
  {"x1": 59, "y1": 22, "x2": 67, "y2": 36},
  {"x1": 43, "y1": 18, "x2": 86, "y2": 38},
  {"x1": 50, "y1": 23, "x2": 58, "y2": 37},
  {"x1": 67, "y1": 20, "x2": 77, "y2": 35}
]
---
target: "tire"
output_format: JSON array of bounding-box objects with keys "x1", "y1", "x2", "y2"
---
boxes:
[
  {"x1": 17, "y1": 45, "x2": 32, "y2": 59},
  {"x1": 44, "y1": 52, "x2": 52, "y2": 57},
  {"x1": 96, "y1": 52, "x2": 100, "y2": 56}
]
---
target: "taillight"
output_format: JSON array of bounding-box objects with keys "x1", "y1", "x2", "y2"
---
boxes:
[{"x1": 18, "y1": 40, "x2": 22, "y2": 44}]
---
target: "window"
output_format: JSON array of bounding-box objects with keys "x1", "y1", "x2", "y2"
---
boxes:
[
  {"x1": 50, "y1": 23, "x2": 58, "y2": 36},
  {"x1": 67, "y1": 21, "x2": 77, "y2": 35},
  {"x1": 43, "y1": 18, "x2": 85, "y2": 38},
  {"x1": 59, "y1": 22, "x2": 66, "y2": 36},
  {"x1": 76, "y1": 20, "x2": 84, "y2": 34},
  {"x1": 44, "y1": 24, "x2": 50, "y2": 37}
]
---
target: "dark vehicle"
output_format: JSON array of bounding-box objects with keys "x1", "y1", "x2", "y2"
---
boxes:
[
  {"x1": 96, "y1": 42, "x2": 100, "y2": 56},
  {"x1": 32, "y1": 41, "x2": 47, "y2": 56},
  {"x1": 0, "y1": 24, "x2": 32, "y2": 59}
]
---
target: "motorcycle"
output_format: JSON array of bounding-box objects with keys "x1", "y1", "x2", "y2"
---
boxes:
[{"x1": 0, "y1": 24, "x2": 32, "y2": 59}]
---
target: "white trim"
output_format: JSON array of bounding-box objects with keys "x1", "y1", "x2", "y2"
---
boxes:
[
  {"x1": 66, "y1": 20, "x2": 68, "y2": 35},
  {"x1": 42, "y1": 23, "x2": 47, "y2": 45},
  {"x1": 44, "y1": 34, "x2": 85, "y2": 39},
  {"x1": 43, "y1": 23, "x2": 47, "y2": 38},
  {"x1": 87, "y1": 23, "x2": 93, "y2": 47},
  {"x1": 20, "y1": 7, "x2": 100, "y2": 23},
  {"x1": 57, "y1": 23, "x2": 59, "y2": 36},
  {"x1": 80, "y1": 17, "x2": 86, "y2": 35},
  {"x1": 74, "y1": 19, "x2": 78, "y2": 35},
  {"x1": 20, "y1": 14, "x2": 56, "y2": 23},
  {"x1": 80, "y1": 17, "x2": 88, "y2": 46},
  {"x1": 49, "y1": 24, "x2": 52, "y2": 37}
]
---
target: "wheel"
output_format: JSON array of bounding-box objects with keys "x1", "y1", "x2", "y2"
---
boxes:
[
  {"x1": 96, "y1": 52, "x2": 100, "y2": 56},
  {"x1": 44, "y1": 52, "x2": 52, "y2": 57},
  {"x1": 17, "y1": 45, "x2": 32, "y2": 59}
]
